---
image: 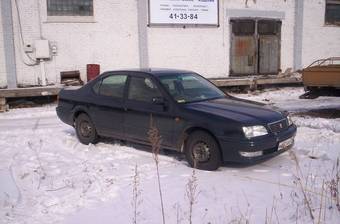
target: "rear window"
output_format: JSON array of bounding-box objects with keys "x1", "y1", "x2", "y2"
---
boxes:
[
  {"x1": 98, "y1": 75, "x2": 127, "y2": 98},
  {"x1": 92, "y1": 80, "x2": 101, "y2": 94}
]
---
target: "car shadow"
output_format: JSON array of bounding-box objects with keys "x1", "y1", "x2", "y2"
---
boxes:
[
  {"x1": 99, "y1": 136, "x2": 187, "y2": 162},
  {"x1": 66, "y1": 135, "x2": 289, "y2": 170}
]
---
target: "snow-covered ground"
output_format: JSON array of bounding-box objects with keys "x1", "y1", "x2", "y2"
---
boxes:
[{"x1": 0, "y1": 87, "x2": 339, "y2": 224}]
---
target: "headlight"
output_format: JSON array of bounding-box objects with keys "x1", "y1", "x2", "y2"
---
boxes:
[
  {"x1": 287, "y1": 115, "x2": 293, "y2": 126},
  {"x1": 242, "y1": 125, "x2": 268, "y2": 138}
]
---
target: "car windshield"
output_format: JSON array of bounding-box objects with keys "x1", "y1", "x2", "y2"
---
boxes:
[{"x1": 159, "y1": 73, "x2": 225, "y2": 103}]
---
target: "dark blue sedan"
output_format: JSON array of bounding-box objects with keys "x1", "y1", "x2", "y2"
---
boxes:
[{"x1": 56, "y1": 69, "x2": 297, "y2": 170}]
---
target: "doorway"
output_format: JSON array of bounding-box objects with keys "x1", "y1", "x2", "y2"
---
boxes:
[{"x1": 230, "y1": 19, "x2": 281, "y2": 76}]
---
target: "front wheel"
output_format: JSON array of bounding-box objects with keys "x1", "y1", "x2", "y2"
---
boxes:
[
  {"x1": 185, "y1": 131, "x2": 222, "y2": 171},
  {"x1": 75, "y1": 113, "x2": 98, "y2": 145}
]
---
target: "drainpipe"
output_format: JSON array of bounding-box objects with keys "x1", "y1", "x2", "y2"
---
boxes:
[
  {"x1": 39, "y1": 59, "x2": 47, "y2": 86},
  {"x1": 137, "y1": 0, "x2": 149, "y2": 68},
  {"x1": 1, "y1": 0, "x2": 18, "y2": 88},
  {"x1": 293, "y1": 0, "x2": 304, "y2": 71}
]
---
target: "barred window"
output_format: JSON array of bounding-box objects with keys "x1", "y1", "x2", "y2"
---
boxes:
[
  {"x1": 325, "y1": 0, "x2": 340, "y2": 25},
  {"x1": 47, "y1": 0, "x2": 93, "y2": 16}
]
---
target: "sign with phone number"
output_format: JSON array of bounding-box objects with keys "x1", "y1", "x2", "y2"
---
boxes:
[{"x1": 149, "y1": 0, "x2": 219, "y2": 26}]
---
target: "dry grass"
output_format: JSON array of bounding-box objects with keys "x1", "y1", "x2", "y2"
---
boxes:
[
  {"x1": 289, "y1": 150, "x2": 315, "y2": 221},
  {"x1": 186, "y1": 166, "x2": 199, "y2": 224},
  {"x1": 27, "y1": 140, "x2": 46, "y2": 190},
  {"x1": 326, "y1": 157, "x2": 340, "y2": 212},
  {"x1": 148, "y1": 115, "x2": 166, "y2": 224},
  {"x1": 289, "y1": 150, "x2": 340, "y2": 223},
  {"x1": 132, "y1": 164, "x2": 142, "y2": 224}
]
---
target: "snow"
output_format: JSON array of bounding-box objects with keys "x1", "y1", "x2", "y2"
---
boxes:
[{"x1": 0, "y1": 87, "x2": 340, "y2": 224}]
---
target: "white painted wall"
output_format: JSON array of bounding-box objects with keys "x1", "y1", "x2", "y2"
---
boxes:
[
  {"x1": 1, "y1": 0, "x2": 339, "y2": 87},
  {"x1": 301, "y1": 0, "x2": 340, "y2": 67},
  {"x1": 10, "y1": 0, "x2": 140, "y2": 86},
  {"x1": 148, "y1": 0, "x2": 296, "y2": 78},
  {"x1": 0, "y1": 6, "x2": 7, "y2": 88}
]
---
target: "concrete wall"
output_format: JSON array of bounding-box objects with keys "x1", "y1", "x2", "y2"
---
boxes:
[
  {"x1": 301, "y1": 0, "x2": 340, "y2": 67},
  {"x1": 0, "y1": 2, "x2": 7, "y2": 88}
]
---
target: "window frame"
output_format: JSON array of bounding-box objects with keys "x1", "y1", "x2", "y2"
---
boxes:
[
  {"x1": 325, "y1": 0, "x2": 340, "y2": 26},
  {"x1": 45, "y1": 0, "x2": 95, "y2": 23}
]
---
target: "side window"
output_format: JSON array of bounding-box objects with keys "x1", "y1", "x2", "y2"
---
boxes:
[
  {"x1": 99, "y1": 75, "x2": 127, "y2": 98},
  {"x1": 128, "y1": 77, "x2": 162, "y2": 103}
]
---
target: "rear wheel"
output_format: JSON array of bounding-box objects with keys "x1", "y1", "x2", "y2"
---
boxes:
[
  {"x1": 75, "y1": 113, "x2": 98, "y2": 145},
  {"x1": 185, "y1": 131, "x2": 222, "y2": 171}
]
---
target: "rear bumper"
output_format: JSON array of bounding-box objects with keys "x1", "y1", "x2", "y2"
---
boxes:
[
  {"x1": 56, "y1": 105, "x2": 74, "y2": 126},
  {"x1": 218, "y1": 124, "x2": 297, "y2": 163}
]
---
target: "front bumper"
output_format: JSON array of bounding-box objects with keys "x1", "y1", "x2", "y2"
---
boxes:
[{"x1": 218, "y1": 124, "x2": 297, "y2": 163}]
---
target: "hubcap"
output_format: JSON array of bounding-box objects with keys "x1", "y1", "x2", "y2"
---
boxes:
[
  {"x1": 79, "y1": 121, "x2": 92, "y2": 137},
  {"x1": 192, "y1": 142, "x2": 211, "y2": 162}
]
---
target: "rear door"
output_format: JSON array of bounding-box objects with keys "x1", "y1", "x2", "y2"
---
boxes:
[
  {"x1": 124, "y1": 73, "x2": 175, "y2": 148},
  {"x1": 89, "y1": 73, "x2": 127, "y2": 138}
]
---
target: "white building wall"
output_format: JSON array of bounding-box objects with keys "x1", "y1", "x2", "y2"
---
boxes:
[
  {"x1": 301, "y1": 0, "x2": 340, "y2": 67},
  {"x1": 11, "y1": 0, "x2": 41, "y2": 86},
  {"x1": 4, "y1": 0, "x2": 340, "y2": 86},
  {"x1": 0, "y1": 6, "x2": 7, "y2": 88},
  {"x1": 148, "y1": 0, "x2": 296, "y2": 78},
  {"x1": 11, "y1": 0, "x2": 140, "y2": 86}
]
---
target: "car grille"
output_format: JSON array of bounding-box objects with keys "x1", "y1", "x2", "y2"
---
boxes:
[{"x1": 268, "y1": 119, "x2": 289, "y2": 133}]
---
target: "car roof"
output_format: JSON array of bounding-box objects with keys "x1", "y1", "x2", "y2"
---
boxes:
[{"x1": 105, "y1": 68, "x2": 194, "y2": 77}]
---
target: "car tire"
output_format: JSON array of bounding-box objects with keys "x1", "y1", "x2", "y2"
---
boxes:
[
  {"x1": 185, "y1": 131, "x2": 222, "y2": 171},
  {"x1": 75, "y1": 113, "x2": 98, "y2": 145}
]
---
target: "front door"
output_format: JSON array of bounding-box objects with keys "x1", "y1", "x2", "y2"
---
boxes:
[
  {"x1": 124, "y1": 74, "x2": 175, "y2": 148},
  {"x1": 230, "y1": 19, "x2": 281, "y2": 76}
]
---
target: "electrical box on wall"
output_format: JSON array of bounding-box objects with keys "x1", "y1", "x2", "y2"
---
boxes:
[{"x1": 34, "y1": 40, "x2": 50, "y2": 59}]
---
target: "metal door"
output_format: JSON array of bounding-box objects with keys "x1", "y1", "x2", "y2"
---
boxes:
[
  {"x1": 258, "y1": 20, "x2": 281, "y2": 74},
  {"x1": 230, "y1": 19, "x2": 281, "y2": 76},
  {"x1": 259, "y1": 36, "x2": 280, "y2": 74},
  {"x1": 230, "y1": 20, "x2": 257, "y2": 75}
]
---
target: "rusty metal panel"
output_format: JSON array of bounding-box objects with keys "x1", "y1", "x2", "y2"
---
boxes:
[
  {"x1": 302, "y1": 57, "x2": 340, "y2": 88},
  {"x1": 259, "y1": 36, "x2": 280, "y2": 74},
  {"x1": 230, "y1": 36, "x2": 256, "y2": 75}
]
